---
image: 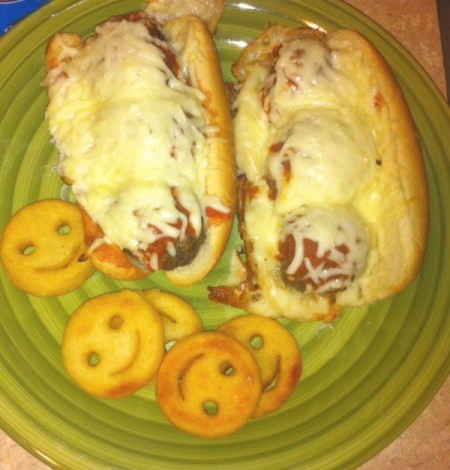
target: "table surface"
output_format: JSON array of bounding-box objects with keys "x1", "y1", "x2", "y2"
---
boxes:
[{"x1": 0, "y1": 0, "x2": 448, "y2": 468}]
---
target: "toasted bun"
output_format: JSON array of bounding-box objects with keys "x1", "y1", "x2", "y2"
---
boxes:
[
  {"x1": 209, "y1": 26, "x2": 428, "y2": 322},
  {"x1": 163, "y1": 16, "x2": 236, "y2": 285},
  {"x1": 43, "y1": 11, "x2": 235, "y2": 286},
  {"x1": 145, "y1": 0, "x2": 225, "y2": 34}
]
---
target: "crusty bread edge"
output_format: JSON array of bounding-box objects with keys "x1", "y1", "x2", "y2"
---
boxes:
[
  {"x1": 328, "y1": 30, "x2": 429, "y2": 301},
  {"x1": 164, "y1": 16, "x2": 236, "y2": 286}
]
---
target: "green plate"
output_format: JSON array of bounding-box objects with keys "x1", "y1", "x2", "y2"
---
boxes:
[{"x1": 0, "y1": 0, "x2": 448, "y2": 468}]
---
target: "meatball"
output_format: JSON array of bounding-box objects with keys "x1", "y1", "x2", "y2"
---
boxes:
[
  {"x1": 278, "y1": 206, "x2": 370, "y2": 294},
  {"x1": 279, "y1": 235, "x2": 353, "y2": 293}
]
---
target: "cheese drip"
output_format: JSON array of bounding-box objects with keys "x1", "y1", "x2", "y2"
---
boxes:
[{"x1": 45, "y1": 19, "x2": 209, "y2": 254}]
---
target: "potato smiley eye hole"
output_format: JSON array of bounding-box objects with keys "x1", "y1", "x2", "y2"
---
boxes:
[
  {"x1": 21, "y1": 244, "x2": 36, "y2": 256},
  {"x1": 57, "y1": 223, "x2": 71, "y2": 235},
  {"x1": 203, "y1": 400, "x2": 219, "y2": 416},
  {"x1": 88, "y1": 352, "x2": 100, "y2": 367},
  {"x1": 109, "y1": 315, "x2": 123, "y2": 330},
  {"x1": 250, "y1": 335, "x2": 264, "y2": 350},
  {"x1": 219, "y1": 361, "x2": 234, "y2": 376}
]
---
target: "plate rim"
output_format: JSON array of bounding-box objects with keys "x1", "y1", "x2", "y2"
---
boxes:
[{"x1": 0, "y1": 0, "x2": 449, "y2": 468}]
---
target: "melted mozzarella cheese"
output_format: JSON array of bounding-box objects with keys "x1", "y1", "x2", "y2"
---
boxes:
[
  {"x1": 268, "y1": 38, "x2": 358, "y2": 119},
  {"x1": 244, "y1": 190, "x2": 370, "y2": 317},
  {"x1": 45, "y1": 19, "x2": 209, "y2": 253},
  {"x1": 267, "y1": 109, "x2": 378, "y2": 212},
  {"x1": 234, "y1": 34, "x2": 382, "y2": 316},
  {"x1": 281, "y1": 206, "x2": 370, "y2": 293}
]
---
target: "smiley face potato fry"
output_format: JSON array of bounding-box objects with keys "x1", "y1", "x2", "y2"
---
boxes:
[
  {"x1": 141, "y1": 289, "x2": 203, "y2": 343},
  {"x1": 0, "y1": 199, "x2": 95, "y2": 296},
  {"x1": 219, "y1": 315, "x2": 302, "y2": 418},
  {"x1": 156, "y1": 331, "x2": 262, "y2": 438},
  {"x1": 62, "y1": 289, "x2": 165, "y2": 398}
]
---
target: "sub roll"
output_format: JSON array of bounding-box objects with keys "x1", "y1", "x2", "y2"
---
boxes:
[
  {"x1": 209, "y1": 26, "x2": 429, "y2": 322},
  {"x1": 43, "y1": 8, "x2": 235, "y2": 285}
]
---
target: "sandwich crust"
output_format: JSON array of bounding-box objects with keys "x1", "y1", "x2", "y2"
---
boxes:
[
  {"x1": 163, "y1": 16, "x2": 236, "y2": 285},
  {"x1": 331, "y1": 30, "x2": 429, "y2": 301},
  {"x1": 145, "y1": 0, "x2": 225, "y2": 34}
]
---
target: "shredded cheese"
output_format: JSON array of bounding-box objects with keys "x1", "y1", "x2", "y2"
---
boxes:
[
  {"x1": 45, "y1": 19, "x2": 211, "y2": 256},
  {"x1": 281, "y1": 206, "x2": 370, "y2": 294},
  {"x1": 234, "y1": 34, "x2": 382, "y2": 316}
]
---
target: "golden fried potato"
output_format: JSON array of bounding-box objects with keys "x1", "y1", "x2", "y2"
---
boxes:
[
  {"x1": 219, "y1": 314, "x2": 302, "y2": 418},
  {"x1": 0, "y1": 199, "x2": 95, "y2": 296},
  {"x1": 62, "y1": 289, "x2": 165, "y2": 398},
  {"x1": 156, "y1": 331, "x2": 262, "y2": 438},
  {"x1": 141, "y1": 289, "x2": 203, "y2": 344}
]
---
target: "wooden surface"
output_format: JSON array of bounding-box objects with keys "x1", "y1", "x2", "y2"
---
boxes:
[{"x1": 0, "y1": 0, "x2": 448, "y2": 468}]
